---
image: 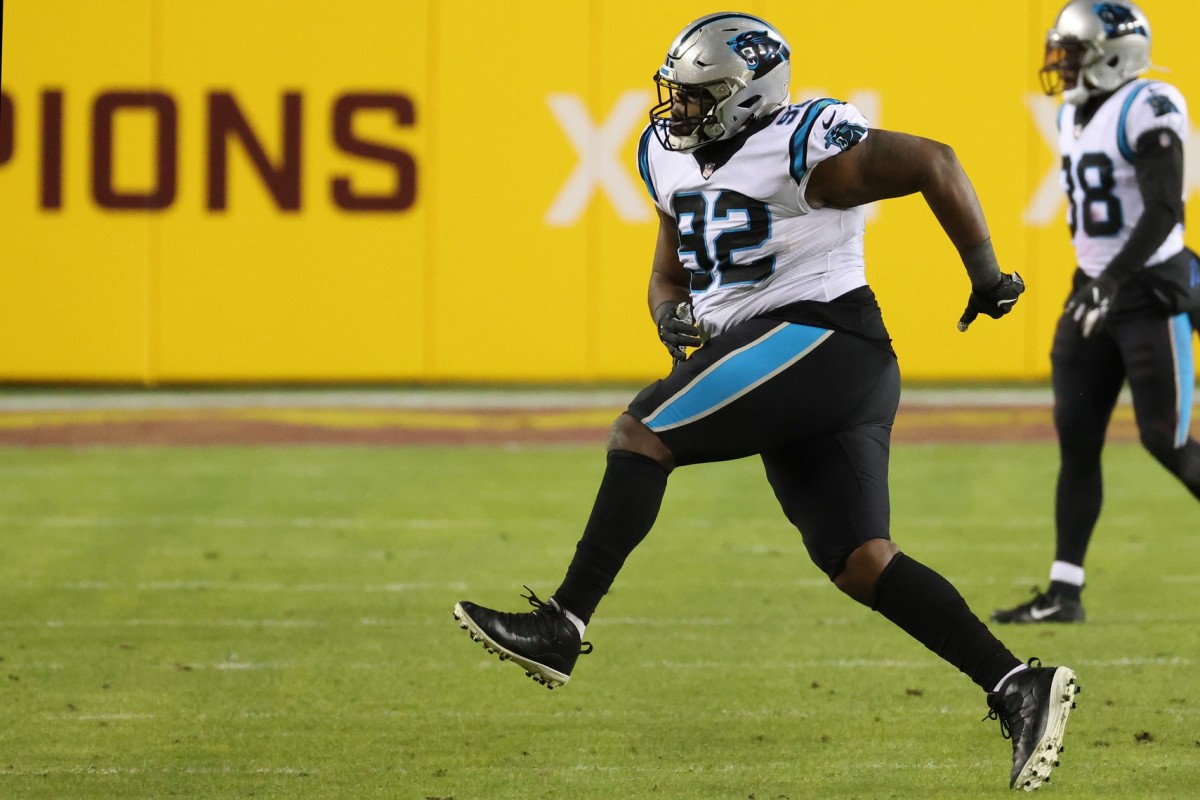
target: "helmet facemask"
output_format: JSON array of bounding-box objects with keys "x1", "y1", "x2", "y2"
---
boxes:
[
  {"x1": 1040, "y1": 38, "x2": 1092, "y2": 105},
  {"x1": 650, "y1": 74, "x2": 737, "y2": 152}
]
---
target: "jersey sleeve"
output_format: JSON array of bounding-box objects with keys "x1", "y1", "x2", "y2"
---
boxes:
[
  {"x1": 636, "y1": 125, "x2": 666, "y2": 212},
  {"x1": 1120, "y1": 81, "x2": 1188, "y2": 162},
  {"x1": 785, "y1": 99, "x2": 870, "y2": 185}
]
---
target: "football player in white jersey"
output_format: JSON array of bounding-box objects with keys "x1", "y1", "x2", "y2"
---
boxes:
[
  {"x1": 455, "y1": 12, "x2": 1077, "y2": 790},
  {"x1": 993, "y1": 0, "x2": 1200, "y2": 626}
]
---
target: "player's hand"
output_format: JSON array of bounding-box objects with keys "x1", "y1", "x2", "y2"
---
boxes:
[
  {"x1": 653, "y1": 300, "x2": 703, "y2": 361},
  {"x1": 957, "y1": 272, "x2": 1026, "y2": 332},
  {"x1": 1065, "y1": 272, "x2": 1119, "y2": 338}
]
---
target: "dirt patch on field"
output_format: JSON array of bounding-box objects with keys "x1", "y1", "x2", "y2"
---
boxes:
[{"x1": 0, "y1": 403, "x2": 1148, "y2": 447}]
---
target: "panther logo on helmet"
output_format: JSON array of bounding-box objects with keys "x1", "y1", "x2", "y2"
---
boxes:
[
  {"x1": 727, "y1": 30, "x2": 790, "y2": 79},
  {"x1": 1093, "y1": 3, "x2": 1147, "y2": 38}
]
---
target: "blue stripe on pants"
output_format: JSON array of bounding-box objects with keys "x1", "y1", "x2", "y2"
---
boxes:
[
  {"x1": 642, "y1": 323, "x2": 832, "y2": 432},
  {"x1": 1171, "y1": 313, "x2": 1194, "y2": 448}
]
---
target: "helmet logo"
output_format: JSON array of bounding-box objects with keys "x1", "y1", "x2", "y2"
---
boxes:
[
  {"x1": 825, "y1": 121, "x2": 867, "y2": 152},
  {"x1": 727, "y1": 30, "x2": 789, "y2": 78},
  {"x1": 1092, "y1": 3, "x2": 1147, "y2": 38}
]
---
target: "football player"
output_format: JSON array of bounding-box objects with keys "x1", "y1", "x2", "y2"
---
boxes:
[
  {"x1": 992, "y1": 0, "x2": 1200, "y2": 625},
  {"x1": 454, "y1": 12, "x2": 1077, "y2": 791}
]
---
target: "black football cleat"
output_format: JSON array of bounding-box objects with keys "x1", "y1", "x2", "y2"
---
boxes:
[
  {"x1": 985, "y1": 659, "x2": 1080, "y2": 791},
  {"x1": 991, "y1": 587, "x2": 1085, "y2": 624},
  {"x1": 453, "y1": 587, "x2": 592, "y2": 689}
]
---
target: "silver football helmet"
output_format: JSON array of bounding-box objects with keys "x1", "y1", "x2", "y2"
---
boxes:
[
  {"x1": 649, "y1": 12, "x2": 791, "y2": 152},
  {"x1": 1041, "y1": 1, "x2": 1151, "y2": 105}
]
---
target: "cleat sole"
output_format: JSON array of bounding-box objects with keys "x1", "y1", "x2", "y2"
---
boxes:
[
  {"x1": 1013, "y1": 668, "x2": 1078, "y2": 792},
  {"x1": 453, "y1": 602, "x2": 570, "y2": 689}
]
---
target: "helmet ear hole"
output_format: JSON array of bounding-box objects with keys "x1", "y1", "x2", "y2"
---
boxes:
[
  {"x1": 737, "y1": 95, "x2": 762, "y2": 109},
  {"x1": 1107, "y1": 55, "x2": 1120, "y2": 67}
]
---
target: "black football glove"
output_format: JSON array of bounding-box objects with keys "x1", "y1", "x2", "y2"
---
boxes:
[
  {"x1": 653, "y1": 300, "x2": 703, "y2": 362},
  {"x1": 957, "y1": 272, "x2": 1026, "y2": 332},
  {"x1": 1065, "y1": 272, "x2": 1119, "y2": 338}
]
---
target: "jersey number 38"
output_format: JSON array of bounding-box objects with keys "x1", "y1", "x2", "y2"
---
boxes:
[{"x1": 1063, "y1": 152, "x2": 1124, "y2": 238}]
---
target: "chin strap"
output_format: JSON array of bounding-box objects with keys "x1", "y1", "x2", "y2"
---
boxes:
[{"x1": 1063, "y1": 86, "x2": 1090, "y2": 105}]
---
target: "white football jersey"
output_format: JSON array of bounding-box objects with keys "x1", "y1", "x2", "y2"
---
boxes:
[
  {"x1": 1058, "y1": 79, "x2": 1188, "y2": 278},
  {"x1": 637, "y1": 99, "x2": 871, "y2": 336}
]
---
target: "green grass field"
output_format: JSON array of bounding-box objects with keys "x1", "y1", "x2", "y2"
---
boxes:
[{"x1": 1, "y1": 441, "x2": 1198, "y2": 799}]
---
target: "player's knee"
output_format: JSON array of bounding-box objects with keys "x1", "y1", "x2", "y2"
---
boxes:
[
  {"x1": 607, "y1": 412, "x2": 675, "y2": 471},
  {"x1": 1055, "y1": 417, "x2": 1105, "y2": 457},
  {"x1": 833, "y1": 537, "x2": 900, "y2": 605},
  {"x1": 1139, "y1": 424, "x2": 1182, "y2": 468}
]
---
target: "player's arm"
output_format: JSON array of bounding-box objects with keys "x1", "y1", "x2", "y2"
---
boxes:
[
  {"x1": 805, "y1": 129, "x2": 989, "y2": 247},
  {"x1": 804, "y1": 129, "x2": 1024, "y2": 331},
  {"x1": 1119, "y1": 128, "x2": 1185, "y2": 274},
  {"x1": 648, "y1": 207, "x2": 702, "y2": 360}
]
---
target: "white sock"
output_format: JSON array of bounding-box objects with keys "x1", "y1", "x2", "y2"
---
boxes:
[
  {"x1": 1050, "y1": 561, "x2": 1085, "y2": 587},
  {"x1": 993, "y1": 663, "x2": 1028, "y2": 693},
  {"x1": 549, "y1": 597, "x2": 587, "y2": 638},
  {"x1": 562, "y1": 607, "x2": 586, "y2": 639}
]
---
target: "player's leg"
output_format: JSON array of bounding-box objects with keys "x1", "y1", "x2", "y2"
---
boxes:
[
  {"x1": 760, "y1": 356, "x2": 1023, "y2": 692},
  {"x1": 454, "y1": 316, "x2": 835, "y2": 687},
  {"x1": 1052, "y1": 316, "x2": 1127, "y2": 594},
  {"x1": 555, "y1": 322, "x2": 853, "y2": 625},
  {"x1": 992, "y1": 313, "x2": 1123, "y2": 623},
  {"x1": 452, "y1": 413, "x2": 670, "y2": 687},
  {"x1": 452, "y1": 412, "x2": 672, "y2": 688},
  {"x1": 1120, "y1": 313, "x2": 1200, "y2": 497},
  {"x1": 761, "y1": 355, "x2": 1078, "y2": 789},
  {"x1": 548, "y1": 415, "x2": 671, "y2": 626}
]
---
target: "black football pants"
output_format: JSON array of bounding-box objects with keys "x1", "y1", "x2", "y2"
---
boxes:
[
  {"x1": 1051, "y1": 310, "x2": 1200, "y2": 566},
  {"x1": 627, "y1": 319, "x2": 898, "y2": 578}
]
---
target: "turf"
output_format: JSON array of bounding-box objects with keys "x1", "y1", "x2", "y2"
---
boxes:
[{"x1": 1, "y1": 442, "x2": 1198, "y2": 798}]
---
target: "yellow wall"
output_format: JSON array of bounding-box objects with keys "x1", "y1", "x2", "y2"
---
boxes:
[{"x1": 1, "y1": 0, "x2": 1197, "y2": 383}]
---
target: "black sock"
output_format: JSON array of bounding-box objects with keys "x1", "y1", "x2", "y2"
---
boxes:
[
  {"x1": 553, "y1": 450, "x2": 669, "y2": 623},
  {"x1": 1054, "y1": 440, "x2": 1103, "y2": 565},
  {"x1": 1049, "y1": 580, "x2": 1082, "y2": 601},
  {"x1": 872, "y1": 552, "x2": 1021, "y2": 692}
]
